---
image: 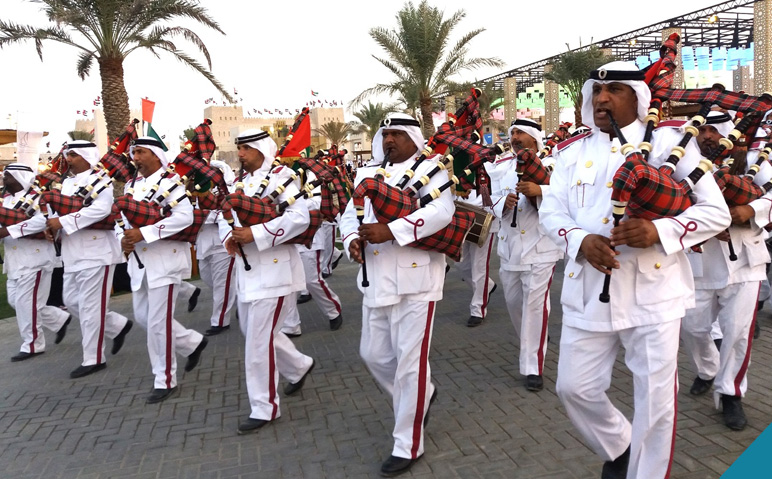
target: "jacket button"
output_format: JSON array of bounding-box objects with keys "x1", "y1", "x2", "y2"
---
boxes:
[
  {"x1": 173, "y1": 249, "x2": 177, "y2": 253},
  {"x1": 92, "y1": 235, "x2": 97, "y2": 240},
  {"x1": 12, "y1": 246, "x2": 16, "y2": 250},
  {"x1": 576, "y1": 180, "x2": 582, "y2": 186},
  {"x1": 518, "y1": 208, "x2": 523, "y2": 212},
  {"x1": 142, "y1": 247, "x2": 147, "y2": 252},
  {"x1": 602, "y1": 218, "x2": 609, "y2": 224},
  {"x1": 569, "y1": 272, "x2": 574, "y2": 278},
  {"x1": 374, "y1": 250, "x2": 379, "y2": 256},
  {"x1": 249, "y1": 184, "x2": 254, "y2": 188},
  {"x1": 521, "y1": 230, "x2": 526, "y2": 234},
  {"x1": 411, "y1": 262, "x2": 417, "y2": 268},
  {"x1": 273, "y1": 258, "x2": 278, "y2": 263},
  {"x1": 500, "y1": 235, "x2": 504, "y2": 240},
  {"x1": 606, "y1": 182, "x2": 613, "y2": 188},
  {"x1": 35, "y1": 248, "x2": 40, "y2": 253},
  {"x1": 611, "y1": 146, "x2": 619, "y2": 153},
  {"x1": 655, "y1": 263, "x2": 661, "y2": 269},
  {"x1": 585, "y1": 161, "x2": 593, "y2": 168}
]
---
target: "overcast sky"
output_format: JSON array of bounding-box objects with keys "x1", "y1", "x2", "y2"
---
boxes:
[{"x1": 1, "y1": 0, "x2": 714, "y2": 148}]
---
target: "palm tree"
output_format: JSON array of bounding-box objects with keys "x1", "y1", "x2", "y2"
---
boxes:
[
  {"x1": 352, "y1": 0, "x2": 503, "y2": 138},
  {"x1": 314, "y1": 121, "x2": 356, "y2": 148},
  {"x1": 543, "y1": 44, "x2": 614, "y2": 126},
  {"x1": 67, "y1": 129, "x2": 95, "y2": 141},
  {"x1": 0, "y1": 0, "x2": 232, "y2": 140},
  {"x1": 351, "y1": 102, "x2": 400, "y2": 141}
]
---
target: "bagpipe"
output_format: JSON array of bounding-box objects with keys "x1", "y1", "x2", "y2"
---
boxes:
[
  {"x1": 352, "y1": 89, "x2": 509, "y2": 288},
  {"x1": 222, "y1": 108, "x2": 315, "y2": 270},
  {"x1": 599, "y1": 32, "x2": 771, "y2": 301}
]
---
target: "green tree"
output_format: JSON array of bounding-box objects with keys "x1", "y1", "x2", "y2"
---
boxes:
[
  {"x1": 180, "y1": 126, "x2": 195, "y2": 142},
  {"x1": 351, "y1": 102, "x2": 400, "y2": 141},
  {"x1": 0, "y1": 0, "x2": 232, "y2": 140},
  {"x1": 67, "y1": 129, "x2": 95, "y2": 141},
  {"x1": 543, "y1": 44, "x2": 615, "y2": 126},
  {"x1": 314, "y1": 121, "x2": 356, "y2": 148},
  {"x1": 352, "y1": 0, "x2": 503, "y2": 138}
]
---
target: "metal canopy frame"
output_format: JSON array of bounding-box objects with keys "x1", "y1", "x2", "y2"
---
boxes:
[{"x1": 478, "y1": 0, "x2": 759, "y2": 93}]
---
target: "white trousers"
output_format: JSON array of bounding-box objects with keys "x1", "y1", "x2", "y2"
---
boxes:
[
  {"x1": 63, "y1": 265, "x2": 129, "y2": 366},
  {"x1": 132, "y1": 278, "x2": 204, "y2": 389},
  {"x1": 557, "y1": 320, "x2": 680, "y2": 479},
  {"x1": 456, "y1": 234, "x2": 496, "y2": 318},
  {"x1": 360, "y1": 299, "x2": 436, "y2": 460},
  {"x1": 238, "y1": 295, "x2": 313, "y2": 420},
  {"x1": 8, "y1": 269, "x2": 70, "y2": 354},
  {"x1": 300, "y1": 248, "x2": 341, "y2": 320},
  {"x1": 681, "y1": 282, "x2": 758, "y2": 401},
  {"x1": 178, "y1": 280, "x2": 197, "y2": 300},
  {"x1": 500, "y1": 263, "x2": 556, "y2": 375},
  {"x1": 199, "y1": 252, "x2": 236, "y2": 328},
  {"x1": 321, "y1": 223, "x2": 340, "y2": 276}
]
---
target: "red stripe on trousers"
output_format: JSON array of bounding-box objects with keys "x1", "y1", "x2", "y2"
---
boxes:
[
  {"x1": 536, "y1": 266, "x2": 556, "y2": 375},
  {"x1": 480, "y1": 237, "x2": 494, "y2": 318},
  {"x1": 316, "y1": 250, "x2": 341, "y2": 314},
  {"x1": 410, "y1": 301, "x2": 435, "y2": 459},
  {"x1": 217, "y1": 257, "x2": 235, "y2": 327},
  {"x1": 665, "y1": 367, "x2": 678, "y2": 479},
  {"x1": 165, "y1": 285, "x2": 174, "y2": 389},
  {"x1": 96, "y1": 265, "x2": 109, "y2": 364},
  {"x1": 268, "y1": 296, "x2": 285, "y2": 420},
  {"x1": 734, "y1": 283, "x2": 760, "y2": 396},
  {"x1": 30, "y1": 271, "x2": 41, "y2": 353}
]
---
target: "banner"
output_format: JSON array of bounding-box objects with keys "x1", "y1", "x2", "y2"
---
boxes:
[{"x1": 16, "y1": 130, "x2": 45, "y2": 169}]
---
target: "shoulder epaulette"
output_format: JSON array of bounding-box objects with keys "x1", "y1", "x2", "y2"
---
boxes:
[
  {"x1": 495, "y1": 152, "x2": 515, "y2": 164},
  {"x1": 271, "y1": 165, "x2": 285, "y2": 174},
  {"x1": 555, "y1": 131, "x2": 592, "y2": 153},
  {"x1": 750, "y1": 141, "x2": 766, "y2": 151},
  {"x1": 655, "y1": 119, "x2": 688, "y2": 129}
]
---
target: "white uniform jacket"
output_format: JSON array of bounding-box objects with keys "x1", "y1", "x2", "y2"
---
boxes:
[
  {"x1": 488, "y1": 152, "x2": 562, "y2": 271},
  {"x1": 116, "y1": 168, "x2": 194, "y2": 291},
  {"x1": 540, "y1": 120, "x2": 731, "y2": 331},
  {"x1": 3, "y1": 192, "x2": 57, "y2": 280},
  {"x1": 687, "y1": 151, "x2": 772, "y2": 289},
  {"x1": 339, "y1": 154, "x2": 455, "y2": 308},
  {"x1": 217, "y1": 163, "x2": 309, "y2": 302},
  {"x1": 195, "y1": 210, "x2": 226, "y2": 260},
  {"x1": 56, "y1": 169, "x2": 123, "y2": 272}
]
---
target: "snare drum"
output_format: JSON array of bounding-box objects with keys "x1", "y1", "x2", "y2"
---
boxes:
[{"x1": 454, "y1": 201, "x2": 494, "y2": 247}]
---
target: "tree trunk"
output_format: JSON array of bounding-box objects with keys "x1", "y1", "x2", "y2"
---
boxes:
[
  {"x1": 98, "y1": 57, "x2": 131, "y2": 142},
  {"x1": 419, "y1": 95, "x2": 435, "y2": 139},
  {"x1": 573, "y1": 93, "x2": 583, "y2": 127}
]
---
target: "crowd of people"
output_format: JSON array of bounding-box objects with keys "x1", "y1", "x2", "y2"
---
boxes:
[{"x1": 2, "y1": 61, "x2": 771, "y2": 478}]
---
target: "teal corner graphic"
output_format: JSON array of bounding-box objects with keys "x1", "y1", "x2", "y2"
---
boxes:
[{"x1": 722, "y1": 423, "x2": 772, "y2": 478}]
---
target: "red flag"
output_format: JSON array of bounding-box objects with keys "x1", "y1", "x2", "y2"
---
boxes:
[
  {"x1": 141, "y1": 98, "x2": 155, "y2": 123},
  {"x1": 282, "y1": 115, "x2": 311, "y2": 157}
]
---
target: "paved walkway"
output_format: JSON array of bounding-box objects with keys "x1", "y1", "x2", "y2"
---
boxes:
[{"x1": 0, "y1": 257, "x2": 770, "y2": 478}]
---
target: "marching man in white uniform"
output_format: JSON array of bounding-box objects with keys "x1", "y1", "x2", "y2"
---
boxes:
[
  {"x1": 540, "y1": 62, "x2": 731, "y2": 479},
  {"x1": 46, "y1": 141, "x2": 133, "y2": 378},
  {"x1": 220, "y1": 129, "x2": 315, "y2": 435},
  {"x1": 340, "y1": 113, "x2": 453, "y2": 477},
  {"x1": 489, "y1": 119, "x2": 562, "y2": 392},
  {"x1": 1, "y1": 164, "x2": 70, "y2": 361},
  {"x1": 119, "y1": 137, "x2": 208, "y2": 404},
  {"x1": 680, "y1": 111, "x2": 771, "y2": 430}
]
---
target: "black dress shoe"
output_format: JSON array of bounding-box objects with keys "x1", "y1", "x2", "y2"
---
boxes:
[
  {"x1": 205, "y1": 325, "x2": 230, "y2": 336},
  {"x1": 237, "y1": 418, "x2": 269, "y2": 435},
  {"x1": 424, "y1": 388, "x2": 438, "y2": 427},
  {"x1": 601, "y1": 445, "x2": 630, "y2": 479},
  {"x1": 146, "y1": 387, "x2": 178, "y2": 404},
  {"x1": 321, "y1": 272, "x2": 331, "y2": 279},
  {"x1": 380, "y1": 454, "x2": 422, "y2": 477},
  {"x1": 467, "y1": 315, "x2": 483, "y2": 327},
  {"x1": 329, "y1": 315, "x2": 343, "y2": 331},
  {"x1": 753, "y1": 322, "x2": 761, "y2": 339},
  {"x1": 55, "y1": 316, "x2": 72, "y2": 345},
  {"x1": 689, "y1": 376, "x2": 714, "y2": 396},
  {"x1": 112, "y1": 320, "x2": 133, "y2": 355},
  {"x1": 11, "y1": 351, "x2": 44, "y2": 362},
  {"x1": 526, "y1": 374, "x2": 544, "y2": 392},
  {"x1": 297, "y1": 293, "x2": 312, "y2": 304},
  {"x1": 185, "y1": 337, "x2": 208, "y2": 372},
  {"x1": 331, "y1": 252, "x2": 342, "y2": 271},
  {"x1": 283, "y1": 331, "x2": 302, "y2": 338},
  {"x1": 284, "y1": 360, "x2": 315, "y2": 396},
  {"x1": 714, "y1": 338, "x2": 722, "y2": 351},
  {"x1": 70, "y1": 363, "x2": 107, "y2": 379},
  {"x1": 721, "y1": 394, "x2": 747, "y2": 431},
  {"x1": 489, "y1": 282, "x2": 497, "y2": 297},
  {"x1": 187, "y1": 287, "x2": 201, "y2": 312}
]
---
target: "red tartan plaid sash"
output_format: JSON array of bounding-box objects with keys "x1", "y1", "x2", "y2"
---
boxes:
[
  {"x1": 611, "y1": 154, "x2": 693, "y2": 220},
  {"x1": 517, "y1": 149, "x2": 551, "y2": 185},
  {"x1": 286, "y1": 210, "x2": 323, "y2": 248},
  {"x1": 173, "y1": 150, "x2": 228, "y2": 197},
  {"x1": 0, "y1": 206, "x2": 46, "y2": 239},
  {"x1": 194, "y1": 121, "x2": 216, "y2": 161},
  {"x1": 296, "y1": 158, "x2": 349, "y2": 220},
  {"x1": 714, "y1": 169, "x2": 767, "y2": 206},
  {"x1": 194, "y1": 191, "x2": 221, "y2": 210},
  {"x1": 221, "y1": 192, "x2": 321, "y2": 246},
  {"x1": 354, "y1": 177, "x2": 473, "y2": 261},
  {"x1": 39, "y1": 190, "x2": 118, "y2": 230},
  {"x1": 113, "y1": 195, "x2": 204, "y2": 243}
]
